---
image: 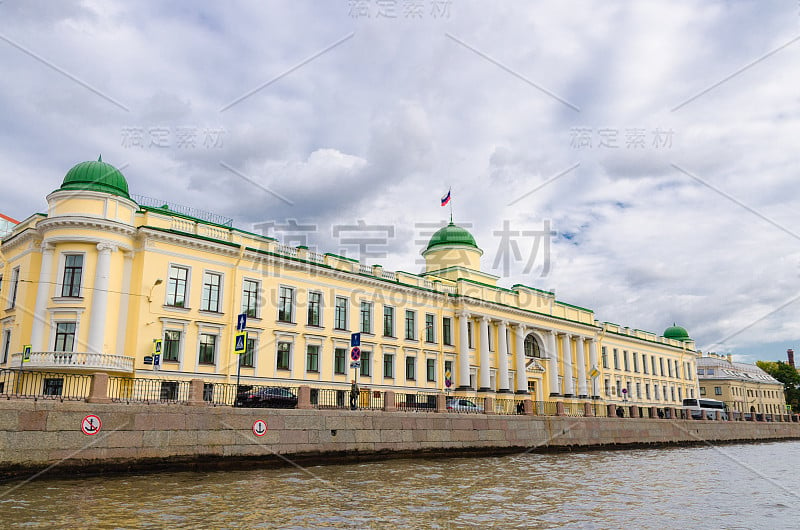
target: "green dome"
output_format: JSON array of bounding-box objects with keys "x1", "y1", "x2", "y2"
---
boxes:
[
  {"x1": 59, "y1": 156, "x2": 130, "y2": 199},
  {"x1": 425, "y1": 221, "x2": 479, "y2": 252},
  {"x1": 664, "y1": 324, "x2": 691, "y2": 341}
]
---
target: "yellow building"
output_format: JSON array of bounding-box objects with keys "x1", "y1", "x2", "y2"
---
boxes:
[
  {"x1": 697, "y1": 353, "x2": 787, "y2": 418},
  {"x1": 0, "y1": 158, "x2": 700, "y2": 407}
]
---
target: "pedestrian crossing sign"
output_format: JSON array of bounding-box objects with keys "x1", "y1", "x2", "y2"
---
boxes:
[
  {"x1": 234, "y1": 332, "x2": 247, "y2": 354},
  {"x1": 22, "y1": 344, "x2": 31, "y2": 363}
]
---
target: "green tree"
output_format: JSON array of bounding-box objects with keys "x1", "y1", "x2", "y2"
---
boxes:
[{"x1": 756, "y1": 360, "x2": 800, "y2": 412}]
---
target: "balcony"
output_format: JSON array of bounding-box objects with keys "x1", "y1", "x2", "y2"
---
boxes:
[{"x1": 10, "y1": 351, "x2": 135, "y2": 373}]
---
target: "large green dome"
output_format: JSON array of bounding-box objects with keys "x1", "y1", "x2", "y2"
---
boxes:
[
  {"x1": 59, "y1": 156, "x2": 130, "y2": 199},
  {"x1": 664, "y1": 324, "x2": 691, "y2": 341},
  {"x1": 425, "y1": 221, "x2": 479, "y2": 252}
]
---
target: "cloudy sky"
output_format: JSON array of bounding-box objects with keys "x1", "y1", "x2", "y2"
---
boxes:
[{"x1": 1, "y1": 0, "x2": 799, "y2": 363}]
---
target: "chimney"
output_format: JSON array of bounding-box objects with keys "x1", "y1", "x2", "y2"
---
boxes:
[{"x1": 788, "y1": 349, "x2": 795, "y2": 369}]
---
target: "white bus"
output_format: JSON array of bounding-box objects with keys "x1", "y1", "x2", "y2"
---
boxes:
[{"x1": 682, "y1": 398, "x2": 728, "y2": 420}]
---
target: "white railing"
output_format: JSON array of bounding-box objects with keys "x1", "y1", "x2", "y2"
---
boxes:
[
  {"x1": 10, "y1": 351, "x2": 135, "y2": 372},
  {"x1": 382, "y1": 271, "x2": 397, "y2": 281},
  {"x1": 442, "y1": 285, "x2": 457, "y2": 294},
  {"x1": 307, "y1": 251, "x2": 324, "y2": 263},
  {"x1": 359, "y1": 264, "x2": 373, "y2": 274},
  {"x1": 276, "y1": 244, "x2": 297, "y2": 258},
  {"x1": 423, "y1": 280, "x2": 434, "y2": 290},
  {"x1": 171, "y1": 218, "x2": 196, "y2": 234}
]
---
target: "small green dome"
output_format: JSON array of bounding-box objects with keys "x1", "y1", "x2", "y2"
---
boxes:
[
  {"x1": 425, "y1": 221, "x2": 479, "y2": 252},
  {"x1": 59, "y1": 156, "x2": 130, "y2": 199},
  {"x1": 664, "y1": 324, "x2": 691, "y2": 341}
]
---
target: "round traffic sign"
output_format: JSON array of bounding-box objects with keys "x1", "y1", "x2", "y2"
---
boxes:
[
  {"x1": 621, "y1": 388, "x2": 628, "y2": 394},
  {"x1": 445, "y1": 379, "x2": 452, "y2": 388},
  {"x1": 350, "y1": 346, "x2": 361, "y2": 361},
  {"x1": 252, "y1": 419, "x2": 267, "y2": 437},
  {"x1": 81, "y1": 415, "x2": 102, "y2": 435}
]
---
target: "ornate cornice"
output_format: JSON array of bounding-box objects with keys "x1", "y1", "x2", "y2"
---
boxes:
[{"x1": 37, "y1": 216, "x2": 137, "y2": 238}]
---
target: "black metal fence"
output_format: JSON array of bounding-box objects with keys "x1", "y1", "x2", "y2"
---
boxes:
[
  {"x1": 0, "y1": 369, "x2": 91, "y2": 401},
  {"x1": 108, "y1": 377, "x2": 190, "y2": 404},
  {"x1": 495, "y1": 397, "x2": 526, "y2": 415},
  {"x1": 395, "y1": 392, "x2": 438, "y2": 412}
]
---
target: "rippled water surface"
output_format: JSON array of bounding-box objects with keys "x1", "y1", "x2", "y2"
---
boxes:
[{"x1": 2, "y1": 441, "x2": 800, "y2": 528}]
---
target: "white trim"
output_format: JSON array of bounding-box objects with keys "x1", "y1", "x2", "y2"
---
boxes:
[
  {"x1": 200, "y1": 268, "x2": 224, "y2": 313},
  {"x1": 166, "y1": 262, "x2": 192, "y2": 308}
]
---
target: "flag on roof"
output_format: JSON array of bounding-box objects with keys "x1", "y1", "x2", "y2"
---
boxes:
[{"x1": 441, "y1": 190, "x2": 451, "y2": 206}]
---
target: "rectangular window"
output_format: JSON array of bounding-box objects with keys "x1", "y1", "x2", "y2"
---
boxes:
[
  {"x1": 645, "y1": 384, "x2": 651, "y2": 399},
  {"x1": 426, "y1": 358, "x2": 436, "y2": 382},
  {"x1": 654, "y1": 385, "x2": 660, "y2": 400},
  {"x1": 601, "y1": 346, "x2": 608, "y2": 369},
  {"x1": 442, "y1": 317, "x2": 453, "y2": 346},
  {"x1": 714, "y1": 386, "x2": 722, "y2": 396},
  {"x1": 467, "y1": 321, "x2": 474, "y2": 349},
  {"x1": 425, "y1": 313, "x2": 435, "y2": 342},
  {"x1": 659, "y1": 357, "x2": 665, "y2": 377},
  {"x1": 9, "y1": 267, "x2": 19, "y2": 309},
  {"x1": 636, "y1": 382, "x2": 641, "y2": 399},
  {"x1": 675, "y1": 360, "x2": 681, "y2": 379},
  {"x1": 43, "y1": 378, "x2": 63, "y2": 396},
  {"x1": 360, "y1": 302, "x2": 372, "y2": 333},
  {"x1": 198, "y1": 334, "x2": 216, "y2": 364},
  {"x1": 334, "y1": 348, "x2": 347, "y2": 374},
  {"x1": 241, "y1": 279, "x2": 259, "y2": 318},
  {"x1": 667, "y1": 360, "x2": 673, "y2": 378},
  {"x1": 678, "y1": 387, "x2": 683, "y2": 401},
  {"x1": 306, "y1": 345, "x2": 319, "y2": 372},
  {"x1": 307, "y1": 291, "x2": 321, "y2": 326},
  {"x1": 1, "y1": 330, "x2": 10, "y2": 364},
  {"x1": 633, "y1": 352, "x2": 639, "y2": 373},
  {"x1": 163, "y1": 330, "x2": 181, "y2": 362},
  {"x1": 383, "y1": 353, "x2": 394, "y2": 378},
  {"x1": 613, "y1": 349, "x2": 619, "y2": 370},
  {"x1": 405, "y1": 356, "x2": 416, "y2": 380},
  {"x1": 652, "y1": 356, "x2": 658, "y2": 376},
  {"x1": 278, "y1": 287, "x2": 294, "y2": 322},
  {"x1": 276, "y1": 342, "x2": 291, "y2": 370},
  {"x1": 241, "y1": 337, "x2": 255, "y2": 367},
  {"x1": 383, "y1": 306, "x2": 394, "y2": 337},
  {"x1": 615, "y1": 379, "x2": 621, "y2": 397},
  {"x1": 623, "y1": 351, "x2": 629, "y2": 371},
  {"x1": 54, "y1": 322, "x2": 76, "y2": 352},
  {"x1": 405, "y1": 310, "x2": 416, "y2": 340},
  {"x1": 360, "y1": 351, "x2": 371, "y2": 377},
  {"x1": 642, "y1": 354, "x2": 648, "y2": 374},
  {"x1": 201, "y1": 272, "x2": 222, "y2": 312},
  {"x1": 334, "y1": 297, "x2": 348, "y2": 330},
  {"x1": 166, "y1": 265, "x2": 188, "y2": 307},
  {"x1": 604, "y1": 378, "x2": 610, "y2": 396},
  {"x1": 61, "y1": 254, "x2": 83, "y2": 297}
]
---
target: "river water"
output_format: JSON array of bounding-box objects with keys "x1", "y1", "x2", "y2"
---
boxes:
[{"x1": 1, "y1": 441, "x2": 799, "y2": 529}]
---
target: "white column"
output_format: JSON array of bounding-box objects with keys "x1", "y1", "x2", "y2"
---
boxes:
[
  {"x1": 87, "y1": 243, "x2": 115, "y2": 354},
  {"x1": 561, "y1": 334, "x2": 574, "y2": 396},
  {"x1": 30, "y1": 243, "x2": 55, "y2": 352},
  {"x1": 457, "y1": 312, "x2": 471, "y2": 390},
  {"x1": 514, "y1": 325, "x2": 527, "y2": 393},
  {"x1": 479, "y1": 316, "x2": 491, "y2": 391},
  {"x1": 576, "y1": 336, "x2": 588, "y2": 397},
  {"x1": 115, "y1": 251, "x2": 133, "y2": 356},
  {"x1": 588, "y1": 339, "x2": 599, "y2": 398},
  {"x1": 547, "y1": 331, "x2": 559, "y2": 396},
  {"x1": 497, "y1": 320, "x2": 510, "y2": 392}
]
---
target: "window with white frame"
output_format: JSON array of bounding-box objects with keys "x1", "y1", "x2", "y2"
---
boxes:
[
  {"x1": 163, "y1": 330, "x2": 181, "y2": 362},
  {"x1": 1, "y1": 330, "x2": 10, "y2": 364},
  {"x1": 198, "y1": 333, "x2": 217, "y2": 364},
  {"x1": 278, "y1": 287, "x2": 294, "y2": 322},
  {"x1": 442, "y1": 317, "x2": 452, "y2": 346},
  {"x1": 334, "y1": 297, "x2": 348, "y2": 330},
  {"x1": 360, "y1": 351, "x2": 371, "y2": 377},
  {"x1": 241, "y1": 336, "x2": 256, "y2": 367},
  {"x1": 405, "y1": 310, "x2": 416, "y2": 340},
  {"x1": 306, "y1": 344, "x2": 320, "y2": 372},
  {"x1": 9, "y1": 267, "x2": 19, "y2": 309},
  {"x1": 426, "y1": 358, "x2": 436, "y2": 382},
  {"x1": 334, "y1": 347, "x2": 347, "y2": 374},
  {"x1": 276, "y1": 341, "x2": 291, "y2": 370},
  {"x1": 241, "y1": 279, "x2": 259, "y2": 318},
  {"x1": 405, "y1": 355, "x2": 416, "y2": 380},
  {"x1": 383, "y1": 353, "x2": 394, "y2": 378},
  {"x1": 307, "y1": 291, "x2": 321, "y2": 326},
  {"x1": 166, "y1": 265, "x2": 189, "y2": 307},
  {"x1": 61, "y1": 254, "x2": 83, "y2": 297},
  {"x1": 383, "y1": 306, "x2": 394, "y2": 337},
  {"x1": 54, "y1": 322, "x2": 76, "y2": 352},
  {"x1": 425, "y1": 314, "x2": 435, "y2": 343},
  {"x1": 201, "y1": 272, "x2": 222, "y2": 312},
  {"x1": 360, "y1": 302, "x2": 372, "y2": 334}
]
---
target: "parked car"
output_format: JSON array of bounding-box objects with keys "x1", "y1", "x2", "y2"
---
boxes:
[
  {"x1": 235, "y1": 387, "x2": 298, "y2": 408},
  {"x1": 446, "y1": 398, "x2": 484, "y2": 413}
]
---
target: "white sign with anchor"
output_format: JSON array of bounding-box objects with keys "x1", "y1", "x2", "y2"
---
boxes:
[
  {"x1": 81, "y1": 414, "x2": 102, "y2": 436},
  {"x1": 252, "y1": 419, "x2": 267, "y2": 437}
]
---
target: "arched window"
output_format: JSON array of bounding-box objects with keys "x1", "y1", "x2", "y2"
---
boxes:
[{"x1": 524, "y1": 335, "x2": 542, "y2": 358}]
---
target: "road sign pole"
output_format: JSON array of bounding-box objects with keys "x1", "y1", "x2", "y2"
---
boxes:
[{"x1": 235, "y1": 349, "x2": 242, "y2": 406}]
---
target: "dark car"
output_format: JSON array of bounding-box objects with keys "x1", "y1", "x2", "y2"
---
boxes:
[{"x1": 235, "y1": 387, "x2": 298, "y2": 408}]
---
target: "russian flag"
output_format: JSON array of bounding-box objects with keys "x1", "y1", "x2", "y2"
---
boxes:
[{"x1": 441, "y1": 190, "x2": 451, "y2": 206}]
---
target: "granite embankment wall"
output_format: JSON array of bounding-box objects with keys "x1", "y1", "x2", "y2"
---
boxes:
[{"x1": 1, "y1": 399, "x2": 799, "y2": 480}]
